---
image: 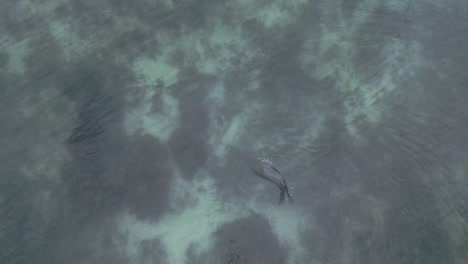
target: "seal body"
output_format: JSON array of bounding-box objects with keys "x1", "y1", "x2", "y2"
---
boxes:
[{"x1": 247, "y1": 157, "x2": 293, "y2": 204}]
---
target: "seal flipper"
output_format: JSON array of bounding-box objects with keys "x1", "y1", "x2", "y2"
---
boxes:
[
  {"x1": 279, "y1": 190, "x2": 285, "y2": 204},
  {"x1": 282, "y1": 179, "x2": 294, "y2": 203}
]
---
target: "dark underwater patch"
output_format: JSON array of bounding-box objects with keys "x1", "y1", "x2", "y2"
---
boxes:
[
  {"x1": 352, "y1": 5, "x2": 415, "y2": 79},
  {"x1": 415, "y1": 2, "x2": 468, "y2": 89},
  {"x1": 138, "y1": 238, "x2": 168, "y2": 264},
  {"x1": 54, "y1": 45, "x2": 167, "y2": 222},
  {"x1": 53, "y1": 219, "x2": 129, "y2": 264},
  {"x1": 0, "y1": 67, "x2": 71, "y2": 264},
  {"x1": 296, "y1": 82, "x2": 464, "y2": 264},
  {"x1": 123, "y1": 134, "x2": 172, "y2": 220},
  {"x1": 0, "y1": 175, "x2": 52, "y2": 264},
  {"x1": 110, "y1": 28, "x2": 160, "y2": 62},
  {"x1": 54, "y1": 0, "x2": 114, "y2": 38},
  {"x1": 107, "y1": 0, "x2": 169, "y2": 24},
  {"x1": 188, "y1": 214, "x2": 287, "y2": 264},
  {"x1": 0, "y1": 51, "x2": 9, "y2": 69},
  {"x1": 59, "y1": 59, "x2": 127, "y2": 220},
  {"x1": 0, "y1": 2, "x2": 46, "y2": 41},
  {"x1": 166, "y1": 0, "x2": 209, "y2": 30},
  {"x1": 23, "y1": 31, "x2": 66, "y2": 89},
  {"x1": 167, "y1": 76, "x2": 213, "y2": 179},
  {"x1": 63, "y1": 87, "x2": 172, "y2": 222},
  {"x1": 341, "y1": 0, "x2": 361, "y2": 19}
]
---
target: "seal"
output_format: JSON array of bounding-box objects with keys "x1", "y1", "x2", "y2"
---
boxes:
[{"x1": 247, "y1": 157, "x2": 293, "y2": 204}]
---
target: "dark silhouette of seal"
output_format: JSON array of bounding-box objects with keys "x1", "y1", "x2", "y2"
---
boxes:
[{"x1": 247, "y1": 157, "x2": 293, "y2": 204}]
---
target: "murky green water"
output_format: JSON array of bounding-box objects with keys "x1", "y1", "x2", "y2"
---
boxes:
[{"x1": 1, "y1": 1, "x2": 467, "y2": 263}]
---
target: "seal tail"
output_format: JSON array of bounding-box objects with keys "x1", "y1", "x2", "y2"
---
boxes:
[
  {"x1": 279, "y1": 190, "x2": 286, "y2": 204},
  {"x1": 279, "y1": 187, "x2": 294, "y2": 204},
  {"x1": 283, "y1": 179, "x2": 294, "y2": 204}
]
